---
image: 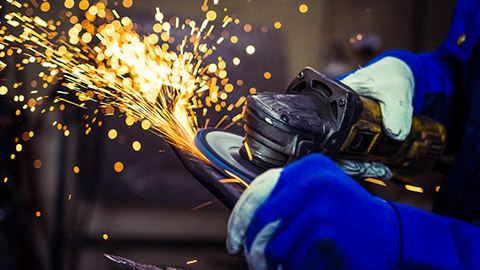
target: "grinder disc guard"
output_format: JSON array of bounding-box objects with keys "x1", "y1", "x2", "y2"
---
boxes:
[{"x1": 194, "y1": 128, "x2": 265, "y2": 183}]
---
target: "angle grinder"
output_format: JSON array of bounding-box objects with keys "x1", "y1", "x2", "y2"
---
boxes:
[{"x1": 194, "y1": 67, "x2": 447, "y2": 185}]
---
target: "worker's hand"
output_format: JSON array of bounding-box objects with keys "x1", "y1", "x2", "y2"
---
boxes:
[
  {"x1": 336, "y1": 56, "x2": 414, "y2": 180},
  {"x1": 227, "y1": 154, "x2": 401, "y2": 270},
  {"x1": 340, "y1": 56, "x2": 415, "y2": 141}
]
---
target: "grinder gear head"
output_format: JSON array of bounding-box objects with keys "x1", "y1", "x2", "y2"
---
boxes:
[{"x1": 239, "y1": 67, "x2": 363, "y2": 169}]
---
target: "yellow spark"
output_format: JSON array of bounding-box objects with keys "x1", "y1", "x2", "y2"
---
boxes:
[
  {"x1": 203, "y1": 118, "x2": 210, "y2": 128},
  {"x1": 132, "y1": 141, "x2": 141, "y2": 151},
  {"x1": 40, "y1": 2, "x2": 50, "y2": 12},
  {"x1": 225, "y1": 83, "x2": 233, "y2": 93},
  {"x1": 223, "y1": 116, "x2": 241, "y2": 130},
  {"x1": 190, "y1": 201, "x2": 212, "y2": 211},
  {"x1": 232, "y1": 114, "x2": 242, "y2": 122},
  {"x1": 103, "y1": 233, "x2": 108, "y2": 240},
  {"x1": 219, "y1": 178, "x2": 240, "y2": 183},
  {"x1": 206, "y1": 10, "x2": 217, "y2": 21},
  {"x1": 155, "y1": 7, "x2": 163, "y2": 22},
  {"x1": 206, "y1": 25, "x2": 215, "y2": 36},
  {"x1": 246, "y1": 45, "x2": 255, "y2": 54},
  {"x1": 64, "y1": 0, "x2": 74, "y2": 9},
  {"x1": 224, "y1": 170, "x2": 250, "y2": 188},
  {"x1": 114, "y1": 162, "x2": 124, "y2": 173},
  {"x1": 299, "y1": 4, "x2": 309, "y2": 13},
  {"x1": 235, "y1": 96, "x2": 246, "y2": 107},
  {"x1": 215, "y1": 115, "x2": 229, "y2": 128},
  {"x1": 0, "y1": 86, "x2": 8, "y2": 95},
  {"x1": 141, "y1": 120, "x2": 151, "y2": 130},
  {"x1": 222, "y1": 16, "x2": 232, "y2": 28},
  {"x1": 108, "y1": 129, "x2": 118, "y2": 140},
  {"x1": 55, "y1": 98, "x2": 86, "y2": 109},
  {"x1": 125, "y1": 116, "x2": 135, "y2": 126},
  {"x1": 112, "y1": 10, "x2": 120, "y2": 19},
  {"x1": 364, "y1": 178, "x2": 386, "y2": 187},
  {"x1": 186, "y1": 260, "x2": 198, "y2": 265},
  {"x1": 405, "y1": 185, "x2": 424, "y2": 193},
  {"x1": 244, "y1": 141, "x2": 253, "y2": 161}
]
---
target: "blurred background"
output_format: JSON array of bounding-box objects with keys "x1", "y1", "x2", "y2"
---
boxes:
[{"x1": 0, "y1": 0, "x2": 454, "y2": 269}]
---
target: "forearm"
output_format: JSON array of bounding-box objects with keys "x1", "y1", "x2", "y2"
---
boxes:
[{"x1": 392, "y1": 201, "x2": 480, "y2": 269}]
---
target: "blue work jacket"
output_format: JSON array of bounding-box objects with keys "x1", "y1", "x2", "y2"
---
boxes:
[
  {"x1": 338, "y1": 0, "x2": 480, "y2": 268},
  {"x1": 365, "y1": 0, "x2": 480, "y2": 222}
]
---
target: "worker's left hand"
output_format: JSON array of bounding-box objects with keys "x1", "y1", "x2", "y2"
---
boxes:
[{"x1": 227, "y1": 154, "x2": 401, "y2": 270}]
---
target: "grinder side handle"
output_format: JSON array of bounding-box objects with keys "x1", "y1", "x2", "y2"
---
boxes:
[{"x1": 339, "y1": 96, "x2": 447, "y2": 182}]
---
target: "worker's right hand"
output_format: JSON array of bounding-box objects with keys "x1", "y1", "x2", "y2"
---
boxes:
[
  {"x1": 337, "y1": 56, "x2": 415, "y2": 180},
  {"x1": 340, "y1": 56, "x2": 415, "y2": 141}
]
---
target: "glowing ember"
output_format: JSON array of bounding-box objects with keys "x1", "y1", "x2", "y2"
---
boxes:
[
  {"x1": 405, "y1": 185, "x2": 424, "y2": 193},
  {"x1": 246, "y1": 45, "x2": 255, "y2": 55},
  {"x1": 363, "y1": 178, "x2": 387, "y2": 187},
  {"x1": 190, "y1": 201, "x2": 213, "y2": 211},
  {"x1": 299, "y1": 4, "x2": 309, "y2": 13},
  {"x1": 114, "y1": 161, "x2": 124, "y2": 173}
]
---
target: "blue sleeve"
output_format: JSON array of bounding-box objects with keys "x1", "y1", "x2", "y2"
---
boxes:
[
  {"x1": 444, "y1": 0, "x2": 480, "y2": 61},
  {"x1": 338, "y1": 0, "x2": 480, "y2": 113},
  {"x1": 392, "y1": 201, "x2": 480, "y2": 269}
]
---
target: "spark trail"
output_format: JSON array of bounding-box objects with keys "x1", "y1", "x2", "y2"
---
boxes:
[{"x1": 0, "y1": 0, "x2": 244, "y2": 160}]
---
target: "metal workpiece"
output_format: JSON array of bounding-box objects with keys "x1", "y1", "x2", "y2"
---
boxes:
[{"x1": 172, "y1": 142, "x2": 244, "y2": 209}]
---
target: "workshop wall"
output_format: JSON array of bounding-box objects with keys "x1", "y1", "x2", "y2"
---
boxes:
[{"x1": 0, "y1": 0, "x2": 455, "y2": 269}]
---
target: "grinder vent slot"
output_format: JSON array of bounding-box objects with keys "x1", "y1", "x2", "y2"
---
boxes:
[
  {"x1": 312, "y1": 80, "x2": 333, "y2": 97},
  {"x1": 290, "y1": 81, "x2": 307, "y2": 92},
  {"x1": 330, "y1": 101, "x2": 338, "y2": 119}
]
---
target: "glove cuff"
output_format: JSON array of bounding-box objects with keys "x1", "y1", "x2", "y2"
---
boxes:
[{"x1": 391, "y1": 201, "x2": 480, "y2": 269}]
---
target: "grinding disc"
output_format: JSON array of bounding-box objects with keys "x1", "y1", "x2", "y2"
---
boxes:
[{"x1": 194, "y1": 128, "x2": 265, "y2": 183}]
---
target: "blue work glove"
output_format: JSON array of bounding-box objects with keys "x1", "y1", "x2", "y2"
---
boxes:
[
  {"x1": 227, "y1": 154, "x2": 401, "y2": 270},
  {"x1": 337, "y1": 56, "x2": 415, "y2": 180}
]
